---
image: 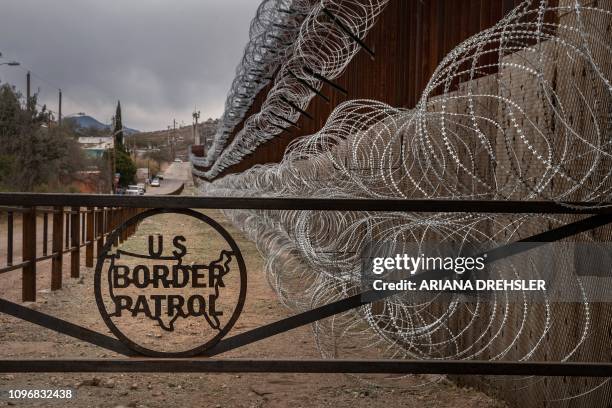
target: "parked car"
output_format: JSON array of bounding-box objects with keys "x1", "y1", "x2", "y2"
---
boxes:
[
  {"x1": 150, "y1": 178, "x2": 160, "y2": 187},
  {"x1": 137, "y1": 183, "x2": 146, "y2": 194},
  {"x1": 128, "y1": 185, "x2": 145, "y2": 195},
  {"x1": 174, "y1": 158, "x2": 182, "y2": 162},
  {"x1": 125, "y1": 188, "x2": 140, "y2": 196}
]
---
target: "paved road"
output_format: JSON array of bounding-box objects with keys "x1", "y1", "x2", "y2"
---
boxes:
[{"x1": 146, "y1": 161, "x2": 191, "y2": 195}]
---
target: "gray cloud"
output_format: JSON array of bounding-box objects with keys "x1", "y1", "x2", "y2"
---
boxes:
[{"x1": 0, "y1": 0, "x2": 259, "y2": 131}]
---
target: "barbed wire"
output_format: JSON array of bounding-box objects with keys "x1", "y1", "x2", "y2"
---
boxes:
[
  {"x1": 195, "y1": 0, "x2": 389, "y2": 174},
  {"x1": 198, "y1": 0, "x2": 612, "y2": 401},
  {"x1": 193, "y1": 0, "x2": 318, "y2": 170}
]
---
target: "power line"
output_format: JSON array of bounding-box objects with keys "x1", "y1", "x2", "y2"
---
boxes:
[
  {"x1": 1, "y1": 52, "x2": 82, "y2": 119},
  {"x1": 17, "y1": 65, "x2": 63, "y2": 91}
]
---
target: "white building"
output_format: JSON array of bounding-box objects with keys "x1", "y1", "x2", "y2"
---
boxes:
[{"x1": 77, "y1": 137, "x2": 114, "y2": 158}]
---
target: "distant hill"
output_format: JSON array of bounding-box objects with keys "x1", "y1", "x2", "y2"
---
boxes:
[{"x1": 65, "y1": 113, "x2": 139, "y2": 135}]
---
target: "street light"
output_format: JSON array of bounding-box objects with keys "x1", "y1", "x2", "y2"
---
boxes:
[{"x1": 0, "y1": 60, "x2": 21, "y2": 85}]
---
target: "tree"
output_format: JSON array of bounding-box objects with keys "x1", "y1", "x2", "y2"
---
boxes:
[
  {"x1": 0, "y1": 82, "x2": 85, "y2": 191},
  {"x1": 113, "y1": 100, "x2": 124, "y2": 148},
  {"x1": 115, "y1": 147, "x2": 136, "y2": 187},
  {"x1": 111, "y1": 100, "x2": 136, "y2": 187}
]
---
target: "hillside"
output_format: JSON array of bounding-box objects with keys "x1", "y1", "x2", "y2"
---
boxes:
[{"x1": 65, "y1": 113, "x2": 140, "y2": 135}]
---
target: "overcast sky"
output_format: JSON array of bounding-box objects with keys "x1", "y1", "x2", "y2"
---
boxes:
[{"x1": 0, "y1": 0, "x2": 259, "y2": 131}]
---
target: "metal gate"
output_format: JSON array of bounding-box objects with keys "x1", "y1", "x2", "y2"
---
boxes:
[{"x1": 0, "y1": 192, "x2": 610, "y2": 377}]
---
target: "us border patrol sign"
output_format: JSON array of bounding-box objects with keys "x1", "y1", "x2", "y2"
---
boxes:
[{"x1": 94, "y1": 208, "x2": 246, "y2": 357}]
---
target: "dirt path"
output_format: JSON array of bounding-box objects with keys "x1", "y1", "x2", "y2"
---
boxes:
[{"x1": 0, "y1": 183, "x2": 506, "y2": 408}]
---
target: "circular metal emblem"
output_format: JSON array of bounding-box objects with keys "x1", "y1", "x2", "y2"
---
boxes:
[{"x1": 94, "y1": 208, "x2": 246, "y2": 357}]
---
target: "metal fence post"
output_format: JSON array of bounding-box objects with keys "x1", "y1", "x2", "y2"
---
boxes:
[
  {"x1": 42, "y1": 212, "x2": 48, "y2": 256},
  {"x1": 22, "y1": 207, "x2": 36, "y2": 302},
  {"x1": 96, "y1": 208, "x2": 104, "y2": 257},
  {"x1": 113, "y1": 208, "x2": 120, "y2": 246},
  {"x1": 129, "y1": 208, "x2": 137, "y2": 237},
  {"x1": 81, "y1": 211, "x2": 85, "y2": 244},
  {"x1": 64, "y1": 211, "x2": 70, "y2": 249},
  {"x1": 6, "y1": 211, "x2": 13, "y2": 267},
  {"x1": 106, "y1": 208, "x2": 113, "y2": 246},
  {"x1": 127, "y1": 208, "x2": 133, "y2": 237},
  {"x1": 51, "y1": 206, "x2": 64, "y2": 291},
  {"x1": 85, "y1": 207, "x2": 94, "y2": 267},
  {"x1": 120, "y1": 208, "x2": 127, "y2": 243},
  {"x1": 70, "y1": 206, "x2": 80, "y2": 278}
]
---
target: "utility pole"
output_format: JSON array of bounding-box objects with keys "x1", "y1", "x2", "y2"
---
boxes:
[
  {"x1": 172, "y1": 119, "x2": 176, "y2": 160},
  {"x1": 111, "y1": 115, "x2": 117, "y2": 194},
  {"x1": 192, "y1": 109, "x2": 201, "y2": 145},
  {"x1": 58, "y1": 89, "x2": 62, "y2": 127},
  {"x1": 26, "y1": 71, "x2": 31, "y2": 112},
  {"x1": 110, "y1": 149, "x2": 116, "y2": 194}
]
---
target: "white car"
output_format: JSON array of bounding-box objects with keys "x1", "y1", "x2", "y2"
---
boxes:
[
  {"x1": 150, "y1": 178, "x2": 160, "y2": 187},
  {"x1": 128, "y1": 185, "x2": 145, "y2": 195},
  {"x1": 125, "y1": 188, "x2": 140, "y2": 196},
  {"x1": 174, "y1": 158, "x2": 182, "y2": 162}
]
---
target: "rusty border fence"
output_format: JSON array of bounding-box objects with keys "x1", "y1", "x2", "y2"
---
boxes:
[
  {"x1": 0, "y1": 192, "x2": 609, "y2": 377},
  {"x1": 0, "y1": 183, "x2": 184, "y2": 302},
  {"x1": 0, "y1": 206, "x2": 143, "y2": 302}
]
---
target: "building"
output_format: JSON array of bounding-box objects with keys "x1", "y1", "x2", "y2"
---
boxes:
[{"x1": 77, "y1": 136, "x2": 114, "y2": 159}]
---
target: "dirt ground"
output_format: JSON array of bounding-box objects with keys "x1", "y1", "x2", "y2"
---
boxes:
[{"x1": 0, "y1": 184, "x2": 507, "y2": 408}]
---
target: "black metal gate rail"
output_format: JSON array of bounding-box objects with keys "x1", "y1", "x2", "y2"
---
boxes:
[
  {"x1": 0, "y1": 192, "x2": 610, "y2": 213},
  {"x1": 0, "y1": 193, "x2": 610, "y2": 376},
  {"x1": 0, "y1": 359, "x2": 609, "y2": 376}
]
